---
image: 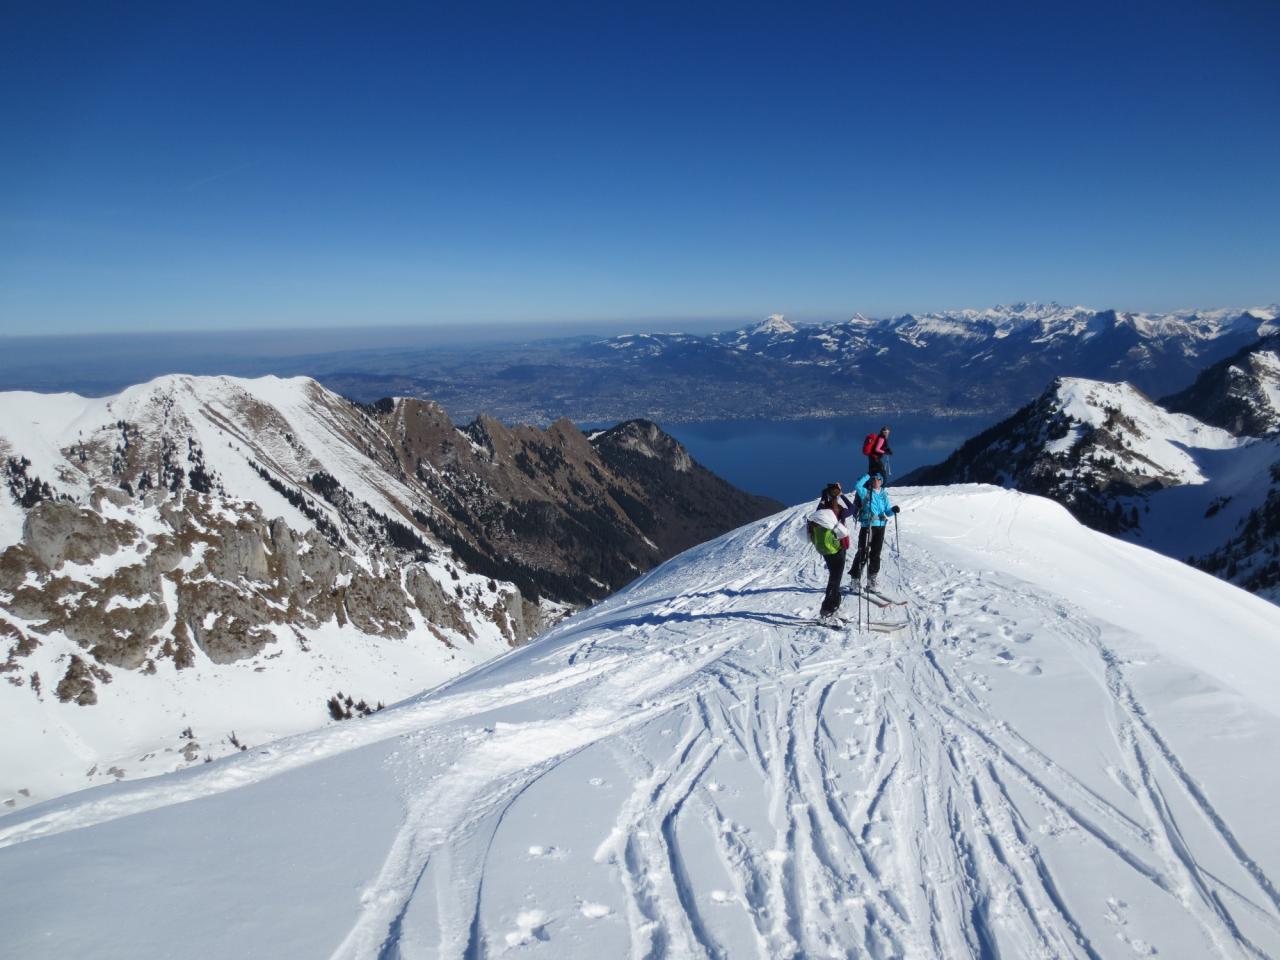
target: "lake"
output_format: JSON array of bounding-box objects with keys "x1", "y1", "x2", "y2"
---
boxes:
[{"x1": 661, "y1": 413, "x2": 1000, "y2": 507}]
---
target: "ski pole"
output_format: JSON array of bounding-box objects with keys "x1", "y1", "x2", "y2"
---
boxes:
[
  {"x1": 895, "y1": 514, "x2": 900, "y2": 556},
  {"x1": 855, "y1": 522, "x2": 863, "y2": 633}
]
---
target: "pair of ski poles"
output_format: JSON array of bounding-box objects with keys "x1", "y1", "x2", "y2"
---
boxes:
[{"x1": 852, "y1": 512, "x2": 901, "y2": 633}]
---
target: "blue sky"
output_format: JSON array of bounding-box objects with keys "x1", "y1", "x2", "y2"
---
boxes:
[{"x1": 2, "y1": 0, "x2": 1277, "y2": 336}]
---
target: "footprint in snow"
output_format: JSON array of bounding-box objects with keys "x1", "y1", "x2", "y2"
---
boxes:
[
  {"x1": 992, "y1": 650, "x2": 1042, "y2": 676},
  {"x1": 504, "y1": 910, "x2": 549, "y2": 946}
]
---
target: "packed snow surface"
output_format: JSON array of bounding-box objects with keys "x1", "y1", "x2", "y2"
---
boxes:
[{"x1": 3, "y1": 486, "x2": 1280, "y2": 959}]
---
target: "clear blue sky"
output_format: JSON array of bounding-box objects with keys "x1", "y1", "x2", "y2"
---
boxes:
[{"x1": 2, "y1": 0, "x2": 1277, "y2": 336}]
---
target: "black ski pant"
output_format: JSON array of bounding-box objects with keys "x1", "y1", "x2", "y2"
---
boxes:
[
  {"x1": 850, "y1": 525, "x2": 886, "y2": 581},
  {"x1": 821, "y1": 549, "x2": 846, "y2": 616}
]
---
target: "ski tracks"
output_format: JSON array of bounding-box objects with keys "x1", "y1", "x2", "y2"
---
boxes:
[{"x1": 336, "y1": 507, "x2": 1280, "y2": 959}]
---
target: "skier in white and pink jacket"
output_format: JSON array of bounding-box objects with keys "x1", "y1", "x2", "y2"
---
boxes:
[{"x1": 807, "y1": 482, "x2": 855, "y2": 618}]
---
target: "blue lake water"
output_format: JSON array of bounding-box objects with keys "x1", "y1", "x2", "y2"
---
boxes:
[{"x1": 661, "y1": 414, "x2": 1000, "y2": 507}]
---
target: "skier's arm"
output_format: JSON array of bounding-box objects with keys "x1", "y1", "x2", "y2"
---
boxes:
[{"x1": 854, "y1": 474, "x2": 871, "y2": 497}]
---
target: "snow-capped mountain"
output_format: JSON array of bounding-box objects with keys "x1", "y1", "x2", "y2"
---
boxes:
[
  {"x1": 1156, "y1": 337, "x2": 1280, "y2": 595},
  {"x1": 905, "y1": 373, "x2": 1280, "y2": 600},
  {"x1": 1163, "y1": 333, "x2": 1280, "y2": 438},
  {"x1": 904, "y1": 377, "x2": 1242, "y2": 529},
  {"x1": 569, "y1": 303, "x2": 1277, "y2": 417},
  {"x1": 3, "y1": 487, "x2": 1279, "y2": 959},
  {"x1": 0, "y1": 375, "x2": 779, "y2": 807}
]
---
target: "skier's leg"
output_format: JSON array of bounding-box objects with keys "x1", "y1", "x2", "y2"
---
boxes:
[
  {"x1": 868, "y1": 526, "x2": 886, "y2": 580},
  {"x1": 822, "y1": 552, "x2": 844, "y2": 615},
  {"x1": 849, "y1": 526, "x2": 870, "y2": 581}
]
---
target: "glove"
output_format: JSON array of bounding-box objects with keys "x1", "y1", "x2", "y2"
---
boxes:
[{"x1": 891, "y1": 505, "x2": 900, "y2": 515}]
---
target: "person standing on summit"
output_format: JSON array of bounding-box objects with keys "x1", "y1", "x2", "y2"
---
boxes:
[
  {"x1": 864, "y1": 426, "x2": 893, "y2": 479},
  {"x1": 807, "y1": 482, "x2": 855, "y2": 619},
  {"x1": 849, "y1": 472, "x2": 898, "y2": 592}
]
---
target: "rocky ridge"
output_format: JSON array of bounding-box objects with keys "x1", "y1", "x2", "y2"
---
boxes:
[{"x1": 0, "y1": 375, "x2": 779, "y2": 806}]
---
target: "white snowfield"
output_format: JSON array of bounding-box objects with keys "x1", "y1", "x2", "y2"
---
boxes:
[{"x1": 3, "y1": 486, "x2": 1280, "y2": 960}]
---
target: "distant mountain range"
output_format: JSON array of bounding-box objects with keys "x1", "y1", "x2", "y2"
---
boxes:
[
  {"x1": 313, "y1": 303, "x2": 1278, "y2": 423},
  {"x1": 4, "y1": 304, "x2": 1275, "y2": 429},
  {"x1": 905, "y1": 334, "x2": 1280, "y2": 601},
  {"x1": 0, "y1": 375, "x2": 778, "y2": 807}
]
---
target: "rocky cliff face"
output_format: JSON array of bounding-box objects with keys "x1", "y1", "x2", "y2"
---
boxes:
[{"x1": 0, "y1": 375, "x2": 780, "y2": 807}]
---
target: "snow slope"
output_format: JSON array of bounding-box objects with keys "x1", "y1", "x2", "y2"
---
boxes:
[{"x1": 3, "y1": 486, "x2": 1280, "y2": 959}]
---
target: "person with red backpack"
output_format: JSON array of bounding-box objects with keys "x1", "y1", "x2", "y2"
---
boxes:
[
  {"x1": 806, "y1": 482, "x2": 855, "y2": 618},
  {"x1": 862, "y1": 426, "x2": 893, "y2": 480}
]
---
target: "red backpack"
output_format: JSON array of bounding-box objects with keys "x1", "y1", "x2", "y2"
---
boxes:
[{"x1": 861, "y1": 432, "x2": 879, "y2": 456}]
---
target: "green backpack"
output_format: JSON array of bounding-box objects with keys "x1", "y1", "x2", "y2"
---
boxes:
[{"x1": 810, "y1": 522, "x2": 841, "y2": 556}]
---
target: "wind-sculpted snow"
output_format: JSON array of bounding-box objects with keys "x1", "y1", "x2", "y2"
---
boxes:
[{"x1": 3, "y1": 486, "x2": 1280, "y2": 959}]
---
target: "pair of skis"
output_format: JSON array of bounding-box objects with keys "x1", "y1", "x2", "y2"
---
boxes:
[
  {"x1": 855, "y1": 586, "x2": 907, "y2": 631},
  {"x1": 816, "y1": 586, "x2": 907, "y2": 632}
]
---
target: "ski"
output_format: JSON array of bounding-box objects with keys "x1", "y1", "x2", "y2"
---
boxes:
[
  {"x1": 866, "y1": 619, "x2": 908, "y2": 632},
  {"x1": 810, "y1": 617, "x2": 851, "y2": 629},
  {"x1": 849, "y1": 587, "x2": 904, "y2": 608},
  {"x1": 865, "y1": 587, "x2": 907, "y2": 607}
]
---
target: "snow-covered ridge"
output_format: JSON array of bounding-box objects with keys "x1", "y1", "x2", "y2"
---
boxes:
[
  {"x1": 908, "y1": 372, "x2": 1280, "y2": 602},
  {"x1": 0, "y1": 374, "x2": 779, "y2": 810},
  {"x1": 3, "y1": 486, "x2": 1279, "y2": 959},
  {"x1": 911, "y1": 374, "x2": 1246, "y2": 494},
  {"x1": 1052, "y1": 377, "x2": 1240, "y2": 484}
]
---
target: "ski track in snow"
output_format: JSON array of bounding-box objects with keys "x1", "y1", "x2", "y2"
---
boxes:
[
  {"x1": 327, "y1": 507, "x2": 1280, "y2": 960},
  {"x1": 3, "y1": 493, "x2": 1280, "y2": 959}
]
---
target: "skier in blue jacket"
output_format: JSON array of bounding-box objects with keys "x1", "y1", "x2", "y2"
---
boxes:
[{"x1": 849, "y1": 472, "x2": 898, "y2": 591}]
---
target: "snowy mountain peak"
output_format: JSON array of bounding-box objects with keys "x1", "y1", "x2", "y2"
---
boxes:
[
  {"x1": 1049, "y1": 377, "x2": 1239, "y2": 478},
  {"x1": 909, "y1": 375, "x2": 1243, "y2": 532},
  {"x1": 750, "y1": 313, "x2": 796, "y2": 336},
  {"x1": 1163, "y1": 334, "x2": 1280, "y2": 438}
]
